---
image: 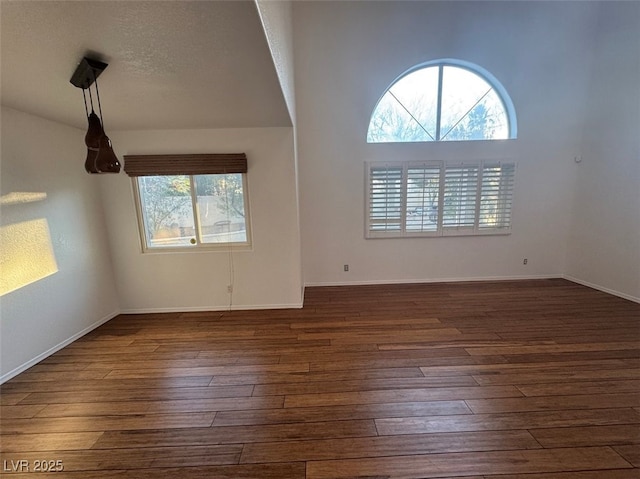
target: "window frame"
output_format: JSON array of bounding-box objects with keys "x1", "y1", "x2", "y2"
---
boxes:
[
  {"x1": 365, "y1": 160, "x2": 515, "y2": 239},
  {"x1": 367, "y1": 59, "x2": 518, "y2": 143},
  {"x1": 132, "y1": 173, "x2": 252, "y2": 253}
]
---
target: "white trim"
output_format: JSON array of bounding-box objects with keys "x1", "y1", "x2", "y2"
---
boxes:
[
  {"x1": 120, "y1": 302, "x2": 304, "y2": 314},
  {"x1": 305, "y1": 274, "x2": 562, "y2": 287},
  {"x1": 563, "y1": 275, "x2": 640, "y2": 304},
  {"x1": 0, "y1": 310, "x2": 120, "y2": 385}
]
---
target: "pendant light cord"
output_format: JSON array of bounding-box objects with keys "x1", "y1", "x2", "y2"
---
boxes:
[
  {"x1": 82, "y1": 89, "x2": 90, "y2": 118},
  {"x1": 87, "y1": 83, "x2": 95, "y2": 113},
  {"x1": 93, "y1": 68, "x2": 105, "y2": 129}
]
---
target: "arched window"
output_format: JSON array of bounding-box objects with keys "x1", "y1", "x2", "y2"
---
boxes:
[{"x1": 367, "y1": 60, "x2": 516, "y2": 143}]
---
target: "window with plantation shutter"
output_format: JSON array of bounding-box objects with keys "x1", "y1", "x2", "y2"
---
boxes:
[{"x1": 366, "y1": 161, "x2": 515, "y2": 238}]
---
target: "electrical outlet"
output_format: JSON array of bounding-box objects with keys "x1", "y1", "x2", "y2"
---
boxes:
[
  {"x1": 343, "y1": 264, "x2": 349, "y2": 272},
  {"x1": 227, "y1": 285, "x2": 233, "y2": 293},
  {"x1": 523, "y1": 258, "x2": 528, "y2": 265}
]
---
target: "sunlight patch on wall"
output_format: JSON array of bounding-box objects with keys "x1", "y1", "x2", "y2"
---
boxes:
[
  {"x1": 0, "y1": 192, "x2": 48, "y2": 206},
  {"x1": 0, "y1": 218, "x2": 58, "y2": 296}
]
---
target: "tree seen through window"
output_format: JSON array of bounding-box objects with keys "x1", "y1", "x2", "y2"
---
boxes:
[{"x1": 367, "y1": 61, "x2": 515, "y2": 143}]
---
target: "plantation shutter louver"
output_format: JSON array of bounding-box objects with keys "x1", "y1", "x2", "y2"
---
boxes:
[
  {"x1": 123, "y1": 154, "x2": 247, "y2": 177},
  {"x1": 368, "y1": 166, "x2": 404, "y2": 234},
  {"x1": 406, "y1": 165, "x2": 441, "y2": 233},
  {"x1": 479, "y1": 163, "x2": 515, "y2": 230},
  {"x1": 443, "y1": 165, "x2": 479, "y2": 231}
]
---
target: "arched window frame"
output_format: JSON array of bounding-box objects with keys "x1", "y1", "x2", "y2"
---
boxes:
[{"x1": 367, "y1": 58, "x2": 517, "y2": 143}]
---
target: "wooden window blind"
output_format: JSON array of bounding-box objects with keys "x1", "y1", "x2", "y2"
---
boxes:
[{"x1": 123, "y1": 154, "x2": 247, "y2": 177}]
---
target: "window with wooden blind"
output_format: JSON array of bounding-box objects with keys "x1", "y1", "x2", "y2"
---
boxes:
[
  {"x1": 366, "y1": 161, "x2": 515, "y2": 238},
  {"x1": 125, "y1": 154, "x2": 251, "y2": 251}
]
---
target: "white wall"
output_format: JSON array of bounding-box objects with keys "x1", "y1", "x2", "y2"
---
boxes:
[
  {"x1": 293, "y1": 1, "x2": 598, "y2": 285},
  {"x1": 567, "y1": 2, "x2": 640, "y2": 301},
  {"x1": 254, "y1": 0, "x2": 304, "y2": 290},
  {"x1": 1, "y1": 107, "x2": 120, "y2": 381},
  {"x1": 100, "y1": 127, "x2": 302, "y2": 312},
  {"x1": 255, "y1": 0, "x2": 297, "y2": 123}
]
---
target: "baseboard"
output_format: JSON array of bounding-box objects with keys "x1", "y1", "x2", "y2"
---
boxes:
[
  {"x1": 0, "y1": 310, "x2": 120, "y2": 385},
  {"x1": 563, "y1": 275, "x2": 640, "y2": 304},
  {"x1": 305, "y1": 274, "x2": 563, "y2": 288},
  {"x1": 120, "y1": 302, "x2": 304, "y2": 314}
]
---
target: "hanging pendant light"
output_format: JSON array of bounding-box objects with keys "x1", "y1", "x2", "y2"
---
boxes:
[
  {"x1": 70, "y1": 57, "x2": 121, "y2": 174},
  {"x1": 84, "y1": 111, "x2": 102, "y2": 173}
]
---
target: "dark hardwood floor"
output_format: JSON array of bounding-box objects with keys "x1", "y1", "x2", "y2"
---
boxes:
[{"x1": 1, "y1": 279, "x2": 639, "y2": 478}]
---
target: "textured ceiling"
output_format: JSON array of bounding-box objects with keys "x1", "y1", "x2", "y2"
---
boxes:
[{"x1": 0, "y1": 1, "x2": 292, "y2": 131}]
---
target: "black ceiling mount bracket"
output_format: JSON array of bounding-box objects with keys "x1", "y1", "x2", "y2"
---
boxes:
[{"x1": 70, "y1": 57, "x2": 108, "y2": 90}]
